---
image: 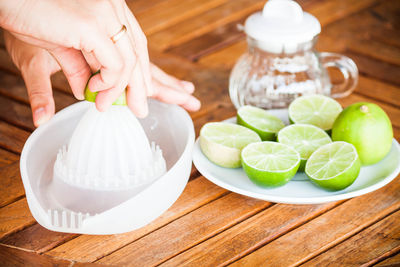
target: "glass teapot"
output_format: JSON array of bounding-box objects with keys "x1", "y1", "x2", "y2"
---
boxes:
[{"x1": 229, "y1": 0, "x2": 358, "y2": 109}]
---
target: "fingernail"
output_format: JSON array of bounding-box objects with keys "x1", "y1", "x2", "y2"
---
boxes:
[
  {"x1": 34, "y1": 107, "x2": 48, "y2": 127},
  {"x1": 189, "y1": 98, "x2": 201, "y2": 111},
  {"x1": 182, "y1": 81, "x2": 195, "y2": 93},
  {"x1": 76, "y1": 93, "x2": 85, "y2": 100}
]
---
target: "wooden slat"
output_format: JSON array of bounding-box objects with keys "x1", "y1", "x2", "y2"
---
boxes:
[
  {"x1": 97, "y1": 193, "x2": 272, "y2": 266},
  {"x1": 307, "y1": 0, "x2": 377, "y2": 26},
  {"x1": 371, "y1": 0, "x2": 400, "y2": 29},
  {"x1": 0, "y1": 224, "x2": 76, "y2": 254},
  {"x1": 0, "y1": 198, "x2": 35, "y2": 240},
  {"x1": 375, "y1": 252, "x2": 400, "y2": 266},
  {"x1": 231, "y1": 175, "x2": 400, "y2": 266},
  {"x1": 302, "y1": 210, "x2": 400, "y2": 266},
  {"x1": 161, "y1": 201, "x2": 339, "y2": 267},
  {"x1": 137, "y1": 0, "x2": 228, "y2": 36},
  {"x1": 0, "y1": 95, "x2": 34, "y2": 131},
  {"x1": 355, "y1": 76, "x2": 400, "y2": 108},
  {"x1": 0, "y1": 162, "x2": 24, "y2": 209},
  {"x1": 46, "y1": 177, "x2": 227, "y2": 262},
  {"x1": 0, "y1": 245, "x2": 72, "y2": 267},
  {"x1": 199, "y1": 40, "x2": 246, "y2": 69},
  {"x1": 167, "y1": 17, "x2": 246, "y2": 61},
  {"x1": 348, "y1": 39, "x2": 400, "y2": 67},
  {"x1": 148, "y1": 0, "x2": 265, "y2": 51},
  {"x1": 0, "y1": 148, "x2": 17, "y2": 167},
  {"x1": 0, "y1": 121, "x2": 29, "y2": 154},
  {"x1": 127, "y1": 0, "x2": 170, "y2": 14},
  {"x1": 0, "y1": 149, "x2": 23, "y2": 208},
  {"x1": 346, "y1": 51, "x2": 400, "y2": 86}
]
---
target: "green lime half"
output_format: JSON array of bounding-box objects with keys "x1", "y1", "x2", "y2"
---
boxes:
[
  {"x1": 305, "y1": 141, "x2": 361, "y2": 191},
  {"x1": 200, "y1": 122, "x2": 261, "y2": 168},
  {"x1": 241, "y1": 141, "x2": 300, "y2": 187},
  {"x1": 288, "y1": 94, "x2": 342, "y2": 131},
  {"x1": 237, "y1": 105, "x2": 285, "y2": 141},
  {"x1": 84, "y1": 72, "x2": 127, "y2": 105},
  {"x1": 277, "y1": 124, "x2": 332, "y2": 171}
]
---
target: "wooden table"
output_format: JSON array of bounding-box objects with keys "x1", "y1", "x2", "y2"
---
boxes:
[{"x1": 0, "y1": 0, "x2": 399, "y2": 266}]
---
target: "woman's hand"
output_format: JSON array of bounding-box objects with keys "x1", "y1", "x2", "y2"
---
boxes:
[
  {"x1": 0, "y1": 0, "x2": 153, "y2": 116},
  {"x1": 4, "y1": 32, "x2": 200, "y2": 127}
]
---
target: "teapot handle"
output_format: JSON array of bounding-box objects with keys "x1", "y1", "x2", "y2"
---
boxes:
[{"x1": 320, "y1": 52, "x2": 359, "y2": 98}]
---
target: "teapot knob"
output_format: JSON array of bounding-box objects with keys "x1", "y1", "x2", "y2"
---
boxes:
[{"x1": 262, "y1": 0, "x2": 303, "y2": 23}]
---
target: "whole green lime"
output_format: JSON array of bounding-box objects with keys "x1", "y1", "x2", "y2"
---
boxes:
[{"x1": 331, "y1": 102, "x2": 393, "y2": 165}]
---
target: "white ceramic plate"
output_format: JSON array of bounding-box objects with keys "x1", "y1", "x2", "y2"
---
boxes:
[{"x1": 192, "y1": 109, "x2": 400, "y2": 204}]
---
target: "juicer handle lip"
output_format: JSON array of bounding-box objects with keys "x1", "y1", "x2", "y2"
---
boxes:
[{"x1": 320, "y1": 52, "x2": 359, "y2": 98}]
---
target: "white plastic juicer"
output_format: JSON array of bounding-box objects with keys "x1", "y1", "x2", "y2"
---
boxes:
[{"x1": 20, "y1": 100, "x2": 195, "y2": 234}]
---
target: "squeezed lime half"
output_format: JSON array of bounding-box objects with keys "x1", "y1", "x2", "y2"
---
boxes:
[{"x1": 200, "y1": 122, "x2": 261, "y2": 168}]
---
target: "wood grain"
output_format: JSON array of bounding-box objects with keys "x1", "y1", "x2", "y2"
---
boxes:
[
  {"x1": 0, "y1": 198, "x2": 35, "y2": 240},
  {"x1": 137, "y1": 0, "x2": 228, "y2": 36},
  {"x1": 0, "y1": 95, "x2": 34, "y2": 131},
  {"x1": 302, "y1": 210, "x2": 400, "y2": 266},
  {"x1": 0, "y1": 0, "x2": 398, "y2": 265},
  {"x1": 161, "y1": 201, "x2": 340, "y2": 267},
  {"x1": 97, "y1": 193, "x2": 272, "y2": 266},
  {"x1": 0, "y1": 223, "x2": 77, "y2": 254},
  {"x1": 346, "y1": 51, "x2": 400, "y2": 86},
  {"x1": 148, "y1": 0, "x2": 265, "y2": 51},
  {"x1": 0, "y1": 121, "x2": 29, "y2": 154},
  {"x1": 375, "y1": 252, "x2": 400, "y2": 266},
  {"x1": 46, "y1": 177, "x2": 227, "y2": 262},
  {"x1": 0, "y1": 162, "x2": 24, "y2": 209},
  {"x1": 232, "y1": 176, "x2": 400, "y2": 266},
  {"x1": 355, "y1": 76, "x2": 400, "y2": 108},
  {"x1": 0, "y1": 149, "x2": 23, "y2": 208},
  {"x1": 0, "y1": 244, "x2": 72, "y2": 267}
]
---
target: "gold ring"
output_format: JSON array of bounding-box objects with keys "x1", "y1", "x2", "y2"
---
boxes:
[{"x1": 110, "y1": 25, "x2": 127, "y2": 43}]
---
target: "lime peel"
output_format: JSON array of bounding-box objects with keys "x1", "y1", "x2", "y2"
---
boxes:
[
  {"x1": 200, "y1": 122, "x2": 261, "y2": 168},
  {"x1": 241, "y1": 141, "x2": 300, "y2": 187},
  {"x1": 305, "y1": 141, "x2": 361, "y2": 191},
  {"x1": 237, "y1": 106, "x2": 285, "y2": 141}
]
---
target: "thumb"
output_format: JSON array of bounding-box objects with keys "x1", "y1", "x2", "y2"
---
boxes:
[{"x1": 21, "y1": 69, "x2": 55, "y2": 127}]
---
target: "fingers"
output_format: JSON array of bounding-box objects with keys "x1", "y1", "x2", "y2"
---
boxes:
[
  {"x1": 121, "y1": 1, "x2": 153, "y2": 95},
  {"x1": 50, "y1": 47, "x2": 91, "y2": 100},
  {"x1": 85, "y1": 31, "x2": 125, "y2": 93},
  {"x1": 126, "y1": 64, "x2": 148, "y2": 118},
  {"x1": 84, "y1": 3, "x2": 138, "y2": 111},
  {"x1": 21, "y1": 69, "x2": 55, "y2": 127},
  {"x1": 152, "y1": 79, "x2": 201, "y2": 111},
  {"x1": 150, "y1": 63, "x2": 195, "y2": 93}
]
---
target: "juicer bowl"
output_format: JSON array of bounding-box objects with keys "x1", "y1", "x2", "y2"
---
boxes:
[{"x1": 20, "y1": 100, "x2": 195, "y2": 234}]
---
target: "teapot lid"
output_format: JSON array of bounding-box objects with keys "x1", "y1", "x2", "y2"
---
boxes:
[{"x1": 244, "y1": 0, "x2": 320, "y2": 53}]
